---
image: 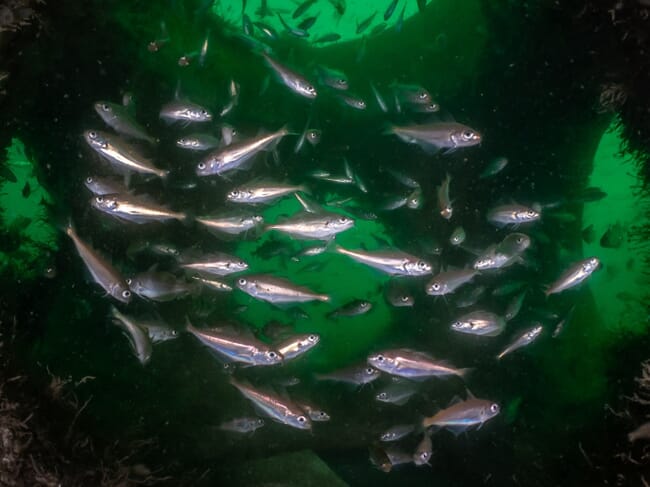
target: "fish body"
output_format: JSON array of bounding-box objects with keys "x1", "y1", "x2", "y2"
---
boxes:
[
  {"x1": 91, "y1": 194, "x2": 186, "y2": 224},
  {"x1": 180, "y1": 252, "x2": 248, "y2": 277},
  {"x1": 127, "y1": 270, "x2": 194, "y2": 301},
  {"x1": 380, "y1": 424, "x2": 415, "y2": 442},
  {"x1": 422, "y1": 398, "x2": 500, "y2": 433},
  {"x1": 368, "y1": 348, "x2": 468, "y2": 379},
  {"x1": 196, "y1": 212, "x2": 264, "y2": 237},
  {"x1": 160, "y1": 100, "x2": 213, "y2": 124},
  {"x1": 263, "y1": 52, "x2": 317, "y2": 99},
  {"x1": 176, "y1": 133, "x2": 220, "y2": 151},
  {"x1": 328, "y1": 300, "x2": 372, "y2": 318},
  {"x1": 267, "y1": 211, "x2": 354, "y2": 240},
  {"x1": 387, "y1": 122, "x2": 481, "y2": 153},
  {"x1": 110, "y1": 307, "x2": 152, "y2": 364},
  {"x1": 219, "y1": 417, "x2": 265, "y2": 434},
  {"x1": 236, "y1": 274, "x2": 330, "y2": 303},
  {"x1": 227, "y1": 181, "x2": 307, "y2": 204},
  {"x1": 335, "y1": 246, "x2": 432, "y2": 276},
  {"x1": 487, "y1": 204, "x2": 540, "y2": 227},
  {"x1": 497, "y1": 324, "x2": 543, "y2": 359},
  {"x1": 94, "y1": 101, "x2": 156, "y2": 144},
  {"x1": 315, "y1": 364, "x2": 381, "y2": 385},
  {"x1": 426, "y1": 269, "x2": 478, "y2": 296},
  {"x1": 275, "y1": 333, "x2": 320, "y2": 361},
  {"x1": 139, "y1": 321, "x2": 179, "y2": 344},
  {"x1": 437, "y1": 174, "x2": 453, "y2": 219},
  {"x1": 545, "y1": 257, "x2": 600, "y2": 296},
  {"x1": 84, "y1": 175, "x2": 126, "y2": 195},
  {"x1": 450, "y1": 311, "x2": 506, "y2": 337},
  {"x1": 191, "y1": 275, "x2": 233, "y2": 292}
]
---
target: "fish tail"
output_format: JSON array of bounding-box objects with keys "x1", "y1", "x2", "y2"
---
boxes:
[
  {"x1": 457, "y1": 367, "x2": 474, "y2": 379},
  {"x1": 382, "y1": 123, "x2": 396, "y2": 136},
  {"x1": 317, "y1": 294, "x2": 331, "y2": 302}
]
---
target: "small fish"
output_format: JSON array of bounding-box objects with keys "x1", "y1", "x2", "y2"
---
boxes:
[
  {"x1": 254, "y1": 21, "x2": 279, "y2": 40},
  {"x1": 242, "y1": 14, "x2": 254, "y2": 35},
  {"x1": 219, "y1": 79, "x2": 241, "y2": 117},
  {"x1": 277, "y1": 13, "x2": 310, "y2": 37},
  {"x1": 422, "y1": 396, "x2": 500, "y2": 434},
  {"x1": 65, "y1": 222, "x2": 131, "y2": 303},
  {"x1": 266, "y1": 211, "x2": 354, "y2": 240},
  {"x1": 496, "y1": 324, "x2": 543, "y2": 360},
  {"x1": 335, "y1": 245, "x2": 432, "y2": 277},
  {"x1": 437, "y1": 174, "x2": 453, "y2": 219},
  {"x1": 413, "y1": 432, "x2": 432, "y2": 466},
  {"x1": 187, "y1": 323, "x2": 283, "y2": 366},
  {"x1": 127, "y1": 270, "x2": 194, "y2": 302},
  {"x1": 110, "y1": 307, "x2": 152, "y2": 365},
  {"x1": 581, "y1": 224, "x2": 596, "y2": 244},
  {"x1": 91, "y1": 194, "x2": 186, "y2": 224},
  {"x1": 628, "y1": 422, "x2": 650, "y2": 442},
  {"x1": 381, "y1": 195, "x2": 408, "y2": 211},
  {"x1": 179, "y1": 252, "x2": 248, "y2": 277},
  {"x1": 236, "y1": 274, "x2": 330, "y2": 304},
  {"x1": 229, "y1": 378, "x2": 311, "y2": 430},
  {"x1": 449, "y1": 226, "x2": 466, "y2": 246},
  {"x1": 487, "y1": 204, "x2": 540, "y2": 228},
  {"x1": 328, "y1": 0, "x2": 346, "y2": 16},
  {"x1": 385, "y1": 281, "x2": 414, "y2": 307},
  {"x1": 380, "y1": 424, "x2": 415, "y2": 442},
  {"x1": 387, "y1": 122, "x2": 481, "y2": 154},
  {"x1": 176, "y1": 133, "x2": 220, "y2": 151},
  {"x1": 368, "y1": 348, "x2": 469, "y2": 380},
  {"x1": 391, "y1": 83, "x2": 432, "y2": 105},
  {"x1": 479, "y1": 157, "x2": 508, "y2": 179},
  {"x1": 375, "y1": 380, "x2": 418, "y2": 405},
  {"x1": 504, "y1": 290, "x2": 527, "y2": 321},
  {"x1": 219, "y1": 417, "x2": 265, "y2": 434},
  {"x1": 227, "y1": 181, "x2": 307, "y2": 205},
  {"x1": 406, "y1": 187, "x2": 422, "y2": 209},
  {"x1": 383, "y1": 0, "x2": 399, "y2": 20},
  {"x1": 600, "y1": 222, "x2": 625, "y2": 249},
  {"x1": 545, "y1": 257, "x2": 600, "y2": 296},
  {"x1": 293, "y1": 0, "x2": 317, "y2": 18},
  {"x1": 192, "y1": 275, "x2": 233, "y2": 293},
  {"x1": 84, "y1": 175, "x2": 126, "y2": 195},
  {"x1": 298, "y1": 402, "x2": 330, "y2": 422},
  {"x1": 356, "y1": 11, "x2": 377, "y2": 34},
  {"x1": 313, "y1": 32, "x2": 341, "y2": 43},
  {"x1": 395, "y1": 4, "x2": 406, "y2": 32},
  {"x1": 552, "y1": 305, "x2": 574, "y2": 338},
  {"x1": 450, "y1": 311, "x2": 506, "y2": 337},
  {"x1": 263, "y1": 52, "x2": 317, "y2": 99},
  {"x1": 297, "y1": 15, "x2": 318, "y2": 30},
  {"x1": 315, "y1": 364, "x2": 381, "y2": 385},
  {"x1": 199, "y1": 31, "x2": 209, "y2": 66},
  {"x1": 159, "y1": 100, "x2": 213, "y2": 124},
  {"x1": 94, "y1": 101, "x2": 157, "y2": 144},
  {"x1": 336, "y1": 93, "x2": 367, "y2": 110},
  {"x1": 328, "y1": 300, "x2": 372, "y2": 318},
  {"x1": 426, "y1": 269, "x2": 479, "y2": 296},
  {"x1": 315, "y1": 65, "x2": 349, "y2": 91},
  {"x1": 454, "y1": 285, "x2": 486, "y2": 308},
  {"x1": 196, "y1": 212, "x2": 264, "y2": 238},
  {"x1": 370, "y1": 82, "x2": 389, "y2": 112},
  {"x1": 275, "y1": 333, "x2": 320, "y2": 361},
  {"x1": 138, "y1": 320, "x2": 180, "y2": 344}
]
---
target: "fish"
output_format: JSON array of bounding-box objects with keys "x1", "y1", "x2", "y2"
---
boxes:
[
  {"x1": 159, "y1": 100, "x2": 213, "y2": 124},
  {"x1": 496, "y1": 324, "x2": 543, "y2": 360},
  {"x1": 328, "y1": 0, "x2": 346, "y2": 16},
  {"x1": 408, "y1": 101, "x2": 440, "y2": 113},
  {"x1": 375, "y1": 379, "x2": 418, "y2": 406},
  {"x1": 266, "y1": 211, "x2": 354, "y2": 240},
  {"x1": 600, "y1": 222, "x2": 626, "y2": 249},
  {"x1": 196, "y1": 211, "x2": 264, "y2": 238},
  {"x1": 328, "y1": 300, "x2": 372, "y2": 318},
  {"x1": 297, "y1": 402, "x2": 330, "y2": 422},
  {"x1": 552, "y1": 305, "x2": 575, "y2": 338},
  {"x1": 385, "y1": 281, "x2": 415, "y2": 307},
  {"x1": 65, "y1": 222, "x2": 131, "y2": 303},
  {"x1": 138, "y1": 320, "x2": 180, "y2": 344},
  {"x1": 628, "y1": 422, "x2": 650, "y2": 442},
  {"x1": 292, "y1": 0, "x2": 317, "y2": 18},
  {"x1": 198, "y1": 31, "x2": 209, "y2": 66},
  {"x1": 229, "y1": 378, "x2": 311, "y2": 430},
  {"x1": 126, "y1": 270, "x2": 194, "y2": 302},
  {"x1": 336, "y1": 93, "x2": 367, "y2": 110},
  {"x1": 395, "y1": 4, "x2": 406, "y2": 32},
  {"x1": 84, "y1": 130, "x2": 168, "y2": 179},
  {"x1": 369, "y1": 445, "x2": 393, "y2": 473},
  {"x1": 179, "y1": 252, "x2": 248, "y2": 277},
  {"x1": 571, "y1": 186, "x2": 607, "y2": 203},
  {"x1": 486, "y1": 204, "x2": 540, "y2": 228},
  {"x1": 479, "y1": 156, "x2": 508, "y2": 179},
  {"x1": 335, "y1": 245, "x2": 432, "y2": 276},
  {"x1": 191, "y1": 275, "x2": 233, "y2": 293},
  {"x1": 449, "y1": 226, "x2": 466, "y2": 246},
  {"x1": 219, "y1": 417, "x2": 265, "y2": 434},
  {"x1": 437, "y1": 174, "x2": 453, "y2": 219},
  {"x1": 368, "y1": 348, "x2": 469, "y2": 380},
  {"x1": 315, "y1": 364, "x2": 381, "y2": 385},
  {"x1": 380, "y1": 424, "x2": 415, "y2": 442},
  {"x1": 262, "y1": 52, "x2": 317, "y2": 99},
  {"x1": 275, "y1": 333, "x2": 320, "y2": 361},
  {"x1": 277, "y1": 12, "x2": 310, "y2": 37},
  {"x1": 219, "y1": 79, "x2": 241, "y2": 117},
  {"x1": 94, "y1": 101, "x2": 156, "y2": 144},
  {"x1": 176, "y1": 133, "x2": 220, "y2": 151},
  {"x1": 581, "y1": 224, "x2": 596, "y2": 244},
  {"x1": 356, "y1": 11, "x2": 377, "y2": 34},
  {"x1": 109, "y1": 307, "x2": 152, "y2": 365},
  {"x1": 384, "y1": 0, "x2": 399, "y2": 20},
  {"x1": 504, "y1": 290, "x2": 527, "y2": 321},
  {"x1": 426, "y1": 269, "x2": 479, "y2": 296},
  {"x1": 186, "y1": 322, "x2": 283, "y2": 366},
  {"x1": 473, "y1": 233, "x2": 531, "y2": 270},
  {"x1": 454, "y1": 285, "x2": 486, "y2": 308},
  {"x1": 227, "y1": 181, "x2": 308, "y2": 205},
  {"x1": 83, "y1": 175, "x2": 126, "y2": 195},
  {"x1": 545, "y1": 257, "x2": 600, "y2": 296},
  {"x1": 491, "y1": 280, "x2": 527, "y2": 297},
  {"x1": 315, "y1": 65, "x2": 349, "y2": 91},
  {"x1": 450, "y1": 311, "x2": 506, "y2": 337},
  {"x1": 387, "y1": 122, "x2": 481, "y2": 154},
  {"x1": 391, "y1": 83, "x2": 432, "y2": 105},
  {"x1": 254, "y1": 21, "x2": 279, "y2": 41},
  {"x1": 313, "y1": 32, "x2": 341, "y2": 43},
  {"x1": 422, "y1": 395, "x2": 500, "y2": 434},
  {"x1": 413, "y1": 433, "x2": 432, "y2": 466},
  {"x1": 406, "y1": 187, "x2": 423, "y2": 209},
  {"x1": 370, "y1": 82, "x2": 389, "y2": 112},
  {"x1": 126, "y1": 240, "x2": 180, "y2": 259},
  {"x1": 91, "y1": 193, "x2": 187, "y2": 224},
  {"x1": 197, "y1": 126, "x2": 290, "y2": 177},
  {"x1": 297, "y1": 15, "x2": 318, "y2": 30},
  {"x1": 236, "y1": 274, "x2": 330, "y2": 304}
]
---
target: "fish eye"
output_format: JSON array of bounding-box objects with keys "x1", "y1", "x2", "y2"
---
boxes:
[
  {"x1": 418, "y1": 261, "x2": 428, "y2": 269},
  {"x1": 358, "y1": 100, "x2": 366, "y2": 108},
  {"x1": 125, "y1": 278, "x2": 132, "y2": 285},
  {"x1": 366, "y1": 367, "x2": 376, "y2": 374},
  {"x1": 101, "y1": 103, "x2": 110, "y2": 111},
  {"x1": 418, "y1": 91, "x2": 428, "y2": 99},
  {"x1": 258, "y1": 419, "x2": 265, "y2": 425},
  {"x1": 267, "y1": 351, "x2": 278, "y2": 359},
  {"x1": 431, "y1": 283, "x2": 441, "y2": 291},
  {"x1": 308, "y1": 334, "x2": 318, "y2": 342},
  {"x1": 516, "y1": 236, "x2": 524, "y2": 243},
  {"x1": 95, "y1": 196, "x2": 103, "y2": 203},
  {"x1": 297, "y1": 415, "x2": 307, "y2": 423},
  {"x1": 490, "y1": 403, "x2": 499, "y2": 413},
  {"x1": 338, "y1": 79, "x2": 346, "y2": 84},
  {"x1": 238, "y1": 278, "x2": 247, "y2": 285},
  {"x1": 462, "y1": 130, "x2": 474, "y2": 140},
  {"x1": 88, "y1": 131, "x2": 97, "y2": 139},
  {"x1": 197, "y1": 162, "x2": 206, "y2": 170},
  {"x1": 86, "y1": 176, "x2": 93, "y2": 183},
  {"x1": 338, "y1": 217, "x2": 348, "y2": 223},
  {"x1": 375, "y1": 355, "x2": 385, "y2": 362},
  {"x1": 122, "y1": 290, "x2": 131, "y2": 298},
  {"x1": 377, "y1": 392, "x2": 387, "y2": 400},
  {"x1": 318, "y1": 412, "x2": 327, "y2": 418},
  {"x1": 400, "y1": 295, "x2": 410, "y2": 302},
  {"x1": 239, "y1": 260, "x2": 246, "y2": 267},
  {"x1": 361, "y1": 302, "x2": 369, "y2": 308}
]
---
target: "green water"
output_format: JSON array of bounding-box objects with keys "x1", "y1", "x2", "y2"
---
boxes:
[{"x1": 2, "y1": 0, "x2": 649, "y2": 485}]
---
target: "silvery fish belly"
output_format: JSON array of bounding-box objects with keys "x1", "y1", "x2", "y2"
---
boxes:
[
  {"x1": 91, "y1": 194, "x2": 186, "y2": 224},
  {"x1": 367, "y1": 348, "x2": 469, "y2": 379},
  {"x1": 450, "y1": 311, "x2": 506, "y2": 337},
  {"x1": 335, "y1": 246, "x2": 432, "y2": 276},
  {"x1": 545, "y1": 257, "x2": 600, "y2": 296},
  {"x1": 236, "y1": 274, "x2": 330, "y2": 303},
  {"x1": 422, "y1": 398, "x2": 500, "y2": 433},
  {"x1": 266, "y1": 211, "x2": 354, "y2": 240}
]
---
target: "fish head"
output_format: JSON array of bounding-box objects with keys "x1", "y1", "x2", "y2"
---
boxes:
[
  {"x1": 177, "y1": 137, "x2": 200, "y2": 149},
  {"x1": 407, "y1": 189, "x2": 422, "y2": 209},
  {"x1": 503, "y1": 233, "x2": 531, "y2": 253},
  {"x1": 84, "y1": 130, "x2": 109, "y2": 150},
  {"x1": 358, "y1": 366, "x2": 381, "y2": 383},
  {"x1": 380, "y1": 431, "x2": 396, "y2": 441},
  {"x1": 583, "y1": 257, "x2": 600, "y2": 273},
  {"x1": 306, "y1": 129, "x2": 322, "y2": 145},
  {"x1": 351, "y1": 97, "x2": 367, "y2": 110},
  {"x1": 112, "y1": 284, "x2": 132, "y2": 304},
  {"x1": 479, "y1": 401, "x2": 500, "y2": 422},
  {"x1": 376, "y1": 391, "x2": 389, "y2": 402},
  {"x1": 422, "y1": 101, "x2": 440, "y2": 112},
  {"x1": 300, "y1": 82, "x2": 318, "y2": 99},
  {"x1": 393, "y1": 293, "x2": 414, "y2": 306},
  {"x1": 236, "y1": 276, "x2": 255, "y2": 293},
  {"x1": 451, "y1": 126, "x2": 481, "y2": 147},
  {"x1": 450, "y1": 319, "x2": 471, "y2": 332},
  {"x1": 226, "y1": 258, "x2": 249, "y2": 273},
  {"x1": 413, "y1": 449, "x2": 432, "y2": 466},
  {"x1": 94, "y1": 101, "x2": 115, "y2": 118},
  {"x1": 440, "y1": 206, "x2": 453, "y2": 219},
  {"x1": 407, "y1": 259, "x2": 432, "y2": 276},
  {"x1": 189, "y1": 106, "x2": 213, "y2": 122},
  {"x1": 289, "y1": 412, "x2": 312, "y2": 430},
  {"x1": 426, "y1": 279, "x2": 445, "y2": 295},
  {"x1": 330, "y1": 215, "x2": 355, "y2": 232},
  {"x1": 516, "y1": 208, "x2": 540, "y2": 222},
  {"x1": 91, "y1": 194, "x2": 118, "y2": 212},
  {"x1": 227, "y1": 189, "x2": 249, "y2": 202},
  {"x1": 368, "y1": 353, "x2": 395, "y2": 372},
  {"x1": 258, "y1": 348, "x2": 283, "y2": 365},
  {"x1": 195, "y1": 159, "x2": 215, "y2": 176}
]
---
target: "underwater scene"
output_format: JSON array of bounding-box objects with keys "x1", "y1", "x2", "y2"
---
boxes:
[{"x1": 1, "y1": 0, "x2": 650, "y2": 485}]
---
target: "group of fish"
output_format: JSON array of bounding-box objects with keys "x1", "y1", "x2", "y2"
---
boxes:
[{"x1": 63, "y1": 0, "x2": 603, "y2": 473}]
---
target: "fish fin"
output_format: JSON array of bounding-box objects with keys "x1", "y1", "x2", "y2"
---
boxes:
[{"x1": 445, "y1": 424, "x2": 470, "y2": 437}]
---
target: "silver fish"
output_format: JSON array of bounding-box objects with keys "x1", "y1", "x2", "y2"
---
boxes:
[
  {"x1": 191, "y1": 275, "x2": 233, "y2": 293},
  {"x1": 368, "y1": 349, "x2": 469, "y2": 380},
  {"x1": 497, "y1": 324, "x2": 543, "y2": 360},
  {"x1": 380, "y1": 424, "x2": 415, "y2": 442},
  {"x1": 266, "y1": 211, "x2": 354, "y2": 240},
  {"x1": 315, "y1": 65, "x2": 349, "y2": 90},
  {"x1": 426, "y1": 269, "x2": 479, "y2": 296},
  {"x1": 176, "y1": 133, "x2": 220, "y2": 151},
  {"x1": 127, "y1": 270, "x2": 194, "y2": 302},
  {"x1": 91, "y1": 194, "x2": 186, "y2": 224},
  {"x1": 370, "y1": 82, "x2": 389, "y2": 113},
  {"x1": 219, "y1": 79, "x2": 240, "y2": 117},
  {"x1": 275, "y1": 333, "x2": 320, "y2": 361},
  {"x1": 455, "y1": 285, "x2": 486, "y2": 308},
  {"x1": 262, "y1": 52, "x2": 317, "y2": 99},
  {"x1": 545, "y1": 257, "x2": 600, "y2": 296},
  {"x1": 159, "y1": 100, "x2": 213, "y2": 124},
  {"x1": 413, "y1": 432, "x2": 432, "y2": 466},
  {"x1": 450, "y1": 310, "x2": 506, "y2": 337},
  {"x1": 422, "y1": 397, "x2": 500, "y2": 434},
  {"x1": 486, "y1": 204, "x2": 540, "y2": 227},
  {"x1": 387, "y1": 122, "x2": 481, "y2": 153},
  {"x1": 336, "y1": 92, "x2": 367, "y2": 110},
  {"x1": 221, "y1": 124, "x2": 238, "y2": 146},
  {"x1": 236, "y1": 274, "x2": 330, "y2": 304},
  {"x1": 229, "y1": 378, "x2": 311, "y2": 430},
  {"x1": 504, "y1": 290, "x2": 527, "y2": 321},
  {"x1": 219, "y1": 417, "x2": 265, "y2": 434},
  {"x1": 138, "y1": 320, "x2": 180, "y2": 344},
  {"x1": 552, "y1": 305, "x2": 574, "y2": 338},
  {"x1": 94, "y1": 101, "x2": 156, "y2": 144},
  {"x1": 479, "y1": 156, "x2": 508, "y2": 179},
  {"x1": 388, "y1": 169, "x2": 420, "y2": 189},
  {"x1": 197, "y1": 126, "x2": 290, "y2": 176},
  {"x1": 186, "y1": 323, "x2": 283, "y2": 366},
  {"x1": 196, "y1": 212, "x2": 264, "y2": 237},
  {"x1": 110, "y1": 307, "x2": 152, "y2": 364},
  {"x1": 227, "y1": 181, "x2": 307, "y2": 205},
  {"x1": 375, "y1": 380, "x2": 418, "y2": 406},
  {"x1": 65, "y1": 223, "x2": 131, "y2": 303},
  {"x1": 297, "y1": 402, "x2": 330, "y2": 422},
  {"x1": 449, "y1": 226, "x2": 466, "y2": 246},
  {"x1": 83, "y1": 175, "x2": 126, "y2": 195},
  {"x1": 84, "y1": 130, "x2": 168, "y2": 179},
  {"x1": 406, "y1": 187, "x2": 423, "y2": 209},
  {"x1": 179, "y1": 252, "x2": 248, "y2": 277},
  {"x1": 473, "y1": 234, "x2": 531, "y2": 270},
  {"x1": 315, "y1": 364, "x2": 381, "y2": 385},
  {"x1": 328, "y1": 300, "x2": 372, "y2": 318},
  {"x1": 385, "y1": 281, "x2": 414, "y2": 307},
  {"x1": 335, "y1": 245, "x2": 432, "y2": 276},
  {"x1": 437, "y1": 173, "x2": 453, "y2": 219},
  {"x1": 391, "y1": 83, "x2": 432, "y2": 105}
]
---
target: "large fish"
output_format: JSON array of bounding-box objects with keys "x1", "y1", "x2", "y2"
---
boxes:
[
  {"x1": 450, "y1": 310, "x2": 505, "y2": 337},
  {"x1": 335, "y1": 245, "x2": 432, "y2": 276},
  {"x1": 387, "y1": 122, "x2": 481, "y2": 153},
  {"x1": 236, "y1": 274, "x2": 330, "y2": 303},
  {"x1": 368, "y1": 349, "x2": 469, "y2": 380},
  {"x1": 545, "y1": 257, "x2": 600, "y2": 296},
  {"x1": 422, "y1": 396, "x2": 500, "y2": 434},
  {"x1": 266, "y1": 211, "x2": 354, "y2": 240},
  {"x1": 262, "y1": 52, "x2": 317, "y2": 99},
  {"x1": 91, "y1": 194, "x2": 187, "y2": 224}
]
